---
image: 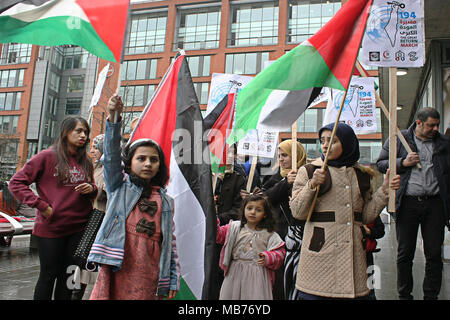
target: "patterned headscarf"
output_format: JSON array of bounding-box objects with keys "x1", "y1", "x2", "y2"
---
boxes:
[
  {"x1": 92, "y1": 134, "x2": 105, "y2": 155},
  {"x1": 278, "y1": 139, "x2": 306, "y2": 178}
]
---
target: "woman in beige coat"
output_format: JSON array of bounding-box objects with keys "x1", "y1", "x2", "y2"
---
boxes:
[{"x1": 289, "y1": 122, "x2": 400, "y2": 300}]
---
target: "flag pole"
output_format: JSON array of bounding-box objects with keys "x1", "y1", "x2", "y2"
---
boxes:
[
  {"x1": 388, "y1": 67, "x2": 397, "y2": 212},
  {"x1": 246, "y1": 156, "x2": 258, "y2": 192},
  {"x1": 113, "y1": 64, "x2": 122, "y2": 123},
  {"x1": 355, "y1": 61, "x2": 421, "y2": 169},
  {"x1": 291, "y1": 121, "x2": 298, "y2": 172},
  {"x1": 306, "y1": 82, "x2": 350, "y2": 221},
  {"x1": 305, "y1": 0, "x2": 373, "y2": 222}
]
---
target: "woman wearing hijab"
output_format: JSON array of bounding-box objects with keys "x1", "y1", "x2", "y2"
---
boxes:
[
  {"x1": 262, "y1": 139, "x2": 306, "y2": 300},
  {"x1": 289, "y1": 123, "x2": 400, "y2": 300}
]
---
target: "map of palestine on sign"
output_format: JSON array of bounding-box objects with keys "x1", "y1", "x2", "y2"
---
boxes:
[{"x1": 361, "y1": 0, "x2": 425, "y2": 67}]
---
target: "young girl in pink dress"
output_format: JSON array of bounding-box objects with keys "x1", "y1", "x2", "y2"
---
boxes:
[
  {"x1": 217, "y1": 188, "x2": 285, "y2": 300},
  {"x1": 88, "y1": 95, "x2": 180, "y2": 300}
]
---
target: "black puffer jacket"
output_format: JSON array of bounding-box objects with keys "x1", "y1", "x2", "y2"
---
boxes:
[
  {"x1": 262, "y1": 170, "x2": 304, "y2": 239},
  {"x1": 215, "y1": 171, "x2": 246, "y2": 225},
  {"x1": 377, "y1": 122, "x2": 450, "y2": 224}
]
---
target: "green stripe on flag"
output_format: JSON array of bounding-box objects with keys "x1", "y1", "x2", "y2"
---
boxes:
[
  {"x1": 228, "y1": 44, "x2": 344, "y2": 144},
  {"x1": 210, "y1": 152, "x2": 225, "y2": 174},
  {"x1": 0, "y1": 15, "x2": 116, "y2": 62},
  {"x1": 172, "y1": 276, "x2": 197, "y2": 300}
]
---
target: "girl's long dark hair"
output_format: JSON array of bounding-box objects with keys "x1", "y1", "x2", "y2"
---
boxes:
[
  {"x1": 52, "y1": 116, "x2": 93, "y2": 185},
  {"x1": 239, "y1": 193, "x2": 276, "y2": 232}
]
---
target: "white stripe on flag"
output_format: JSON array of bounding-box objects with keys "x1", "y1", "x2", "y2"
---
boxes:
[
  {"x1": 167, "y1": 150, "x2": 205, "y2": 300},
  {"x1": 1, "y1": 0, "x2": 89, "y2": 22}
]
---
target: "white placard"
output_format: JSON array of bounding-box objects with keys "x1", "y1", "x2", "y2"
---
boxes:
[
  {"x1": 88, "y1": 63, "x2": 110, "y2": 112},
  {"x1": 361, "y1": 0, "x2": 425, "y2": 67},
  {"x1": 237, "y1": 129, "x2": 279, "y2": 159},
  {"x1": 206, "y1": 73, "x2": 253, "y2": 116},
  {"x1": 324, "y1": 76, "x2": 378, "y2": 134}
]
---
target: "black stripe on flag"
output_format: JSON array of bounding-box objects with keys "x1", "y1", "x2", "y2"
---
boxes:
[
  {"x1": 173, "y1": 57, "x2": 219, "y2": 300},
  {"x1": 0, "y1": 0, "x2": 51, "y2": 14},
  {"x1": 203, "y1": 94, "x2": 229, "y2": 130}
]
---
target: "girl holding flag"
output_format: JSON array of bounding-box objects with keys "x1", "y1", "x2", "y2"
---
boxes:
[{"x1": 88, "y1": 95, "x2": 180, "y2": 300}]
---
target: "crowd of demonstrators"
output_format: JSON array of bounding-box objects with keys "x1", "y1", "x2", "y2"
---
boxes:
[
  {"x1": 4, "y1": 88, "x2": 447, "y2": 302},
  {"x1": 262, "y1": 139, "x2": 306, "y2": 300},
  {"x1": 87, "y1": 95, "x2": 180, "y2": 300},
  {"x1": 216, "y1": 189, "x2": 285, "y2": 299},
  {"x1": 9, "y1": 116, "x2": 97, "y2": 300},
  {"x1": 377, "y1": 107, "x2": 450, "y2": 300},
  {"x1": 289, "y1": 122, "x2": 400, "y2": 300}
]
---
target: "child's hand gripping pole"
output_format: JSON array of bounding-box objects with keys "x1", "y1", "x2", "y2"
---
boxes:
[{"x1": 107, "y1": 94, "x2": 124, "y2": 123}]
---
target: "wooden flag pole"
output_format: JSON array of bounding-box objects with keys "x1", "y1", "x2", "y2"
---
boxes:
[
  {"x1": 246, "y1": 156, "x2": 258, "y2": 192},
  {"x1": 291, "y1": 121, "x2": 298, "y2": 171},
  {"x1": 355, "y1": 61, "x2": 421, "y2": 169},
  {"x1": 388, "y1": 67, "x2": 397, "y2": 212},
  {"x1": 306, "y1": 85, "x2": 349, "y2": 222}
]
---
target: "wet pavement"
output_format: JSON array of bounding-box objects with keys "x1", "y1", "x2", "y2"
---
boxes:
[{"x1": 1, "y1": 221, "x2": 449, "y2": 300}]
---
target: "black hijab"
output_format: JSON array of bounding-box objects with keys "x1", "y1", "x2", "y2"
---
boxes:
[{"x1": 318, "y1": 122, "x2": 360, "y2": 168}]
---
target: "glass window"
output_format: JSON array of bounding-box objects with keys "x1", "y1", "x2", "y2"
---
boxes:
[
  {"x1": 0, "y1": 70, "x2": 8, "y2": 87},
  {"x1": 126, "y1": 60, "x2": 137, "y2": 80},
  {"x1": 0, "y1": 115, "x2": 18, "y2": 134},
  {"x1": 5, "y1": 92, "x2": 13, "y2": 110},
  {"x1": 193, "y1": 82, "x2": 209, "y2": 104},
  {"x1": 65, "y1": 98, "x2": 82, "y2": 115},
  {"x1": 49, "y1": 72, "x2": 60, "y2": 92},
  {"x1": 122, "y1": 111, "x2": 143, "y2": 134},
  {"x1": 177, "y1": 7, "x2": 221, "y2": 50},
  {"x1": 127, "y1": 13, "x2": 167, "y2": 54},
  {"x1": 225, "y1": 52, "x2": 270, "y2": 75},
  {"x1": 230, "y1": 2, "x2": 278, "y2": 47},
  {"x1": 119, "y1": 85, "x2": 156, "y2": 107},
  {"x1": 359, "y1": 141, "x2": 382, "y2": 164},
  {"x1": 0, "y1": 69, "x2": 25, "y2": 88},
  {"x1": 300, "y1": 140, "x2": 320, "y2": 159},
  {"x1": 62, "y1": 46, "x2": 89, "y2": 70},
  {"x1": 0, "y1": 43, "x2": 32, "y2": 64},
  {"x1": 0, "y1": 93, "x2": 5, "y2": 108},
  {"x1": 14, "y1": 92, "x2": 21, "y2": 110},
  {"x1": 287, "y1": 0, "x2": 341, "y2": 44},
  {"x1": 67, "y1": 75, "x2": 84, "y2": 93},
  {"x1": 121, "y1": 59, "x2": 158, "y2": 80}
]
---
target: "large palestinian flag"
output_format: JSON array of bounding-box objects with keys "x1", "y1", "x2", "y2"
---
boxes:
[
  {"x1": 203, "y1": 92, "x2": 236, "y2": 174},
  {"x1": 129, "y1": 52, "x2": 218, "y2": 300},
  {"x1": 0, "y1": 0, "x2": 129, "y2": 62},
  {"x1": 228, "y1": 0, "x2": 373, "y2": 144}
]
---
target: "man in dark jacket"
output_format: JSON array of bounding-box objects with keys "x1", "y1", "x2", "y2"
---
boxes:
[{"x1": 377, "y1": 107, "x2": 450, "y2": 300}]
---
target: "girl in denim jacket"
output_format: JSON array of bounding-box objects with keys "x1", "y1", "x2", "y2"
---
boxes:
[
  {"x1": 88, "y1": 95, "x2": 180, "y2": 300},
  {"x1": 217, "y1": 189, "x2": 285, "y2": 299}
]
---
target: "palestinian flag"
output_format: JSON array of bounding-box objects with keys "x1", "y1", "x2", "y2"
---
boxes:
[
  {"x1": 0, "y1": 0, "x2": 129, "y2": 62},
  {"x1": 203, "y1": 93, "x2": 236, "y2": 174},
  {"x1": 129, "y1": 52, "x2": 218, "y2": 300},
  {"x1": 228, "y1": 0, "x2": 373, "y2": 144}
]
